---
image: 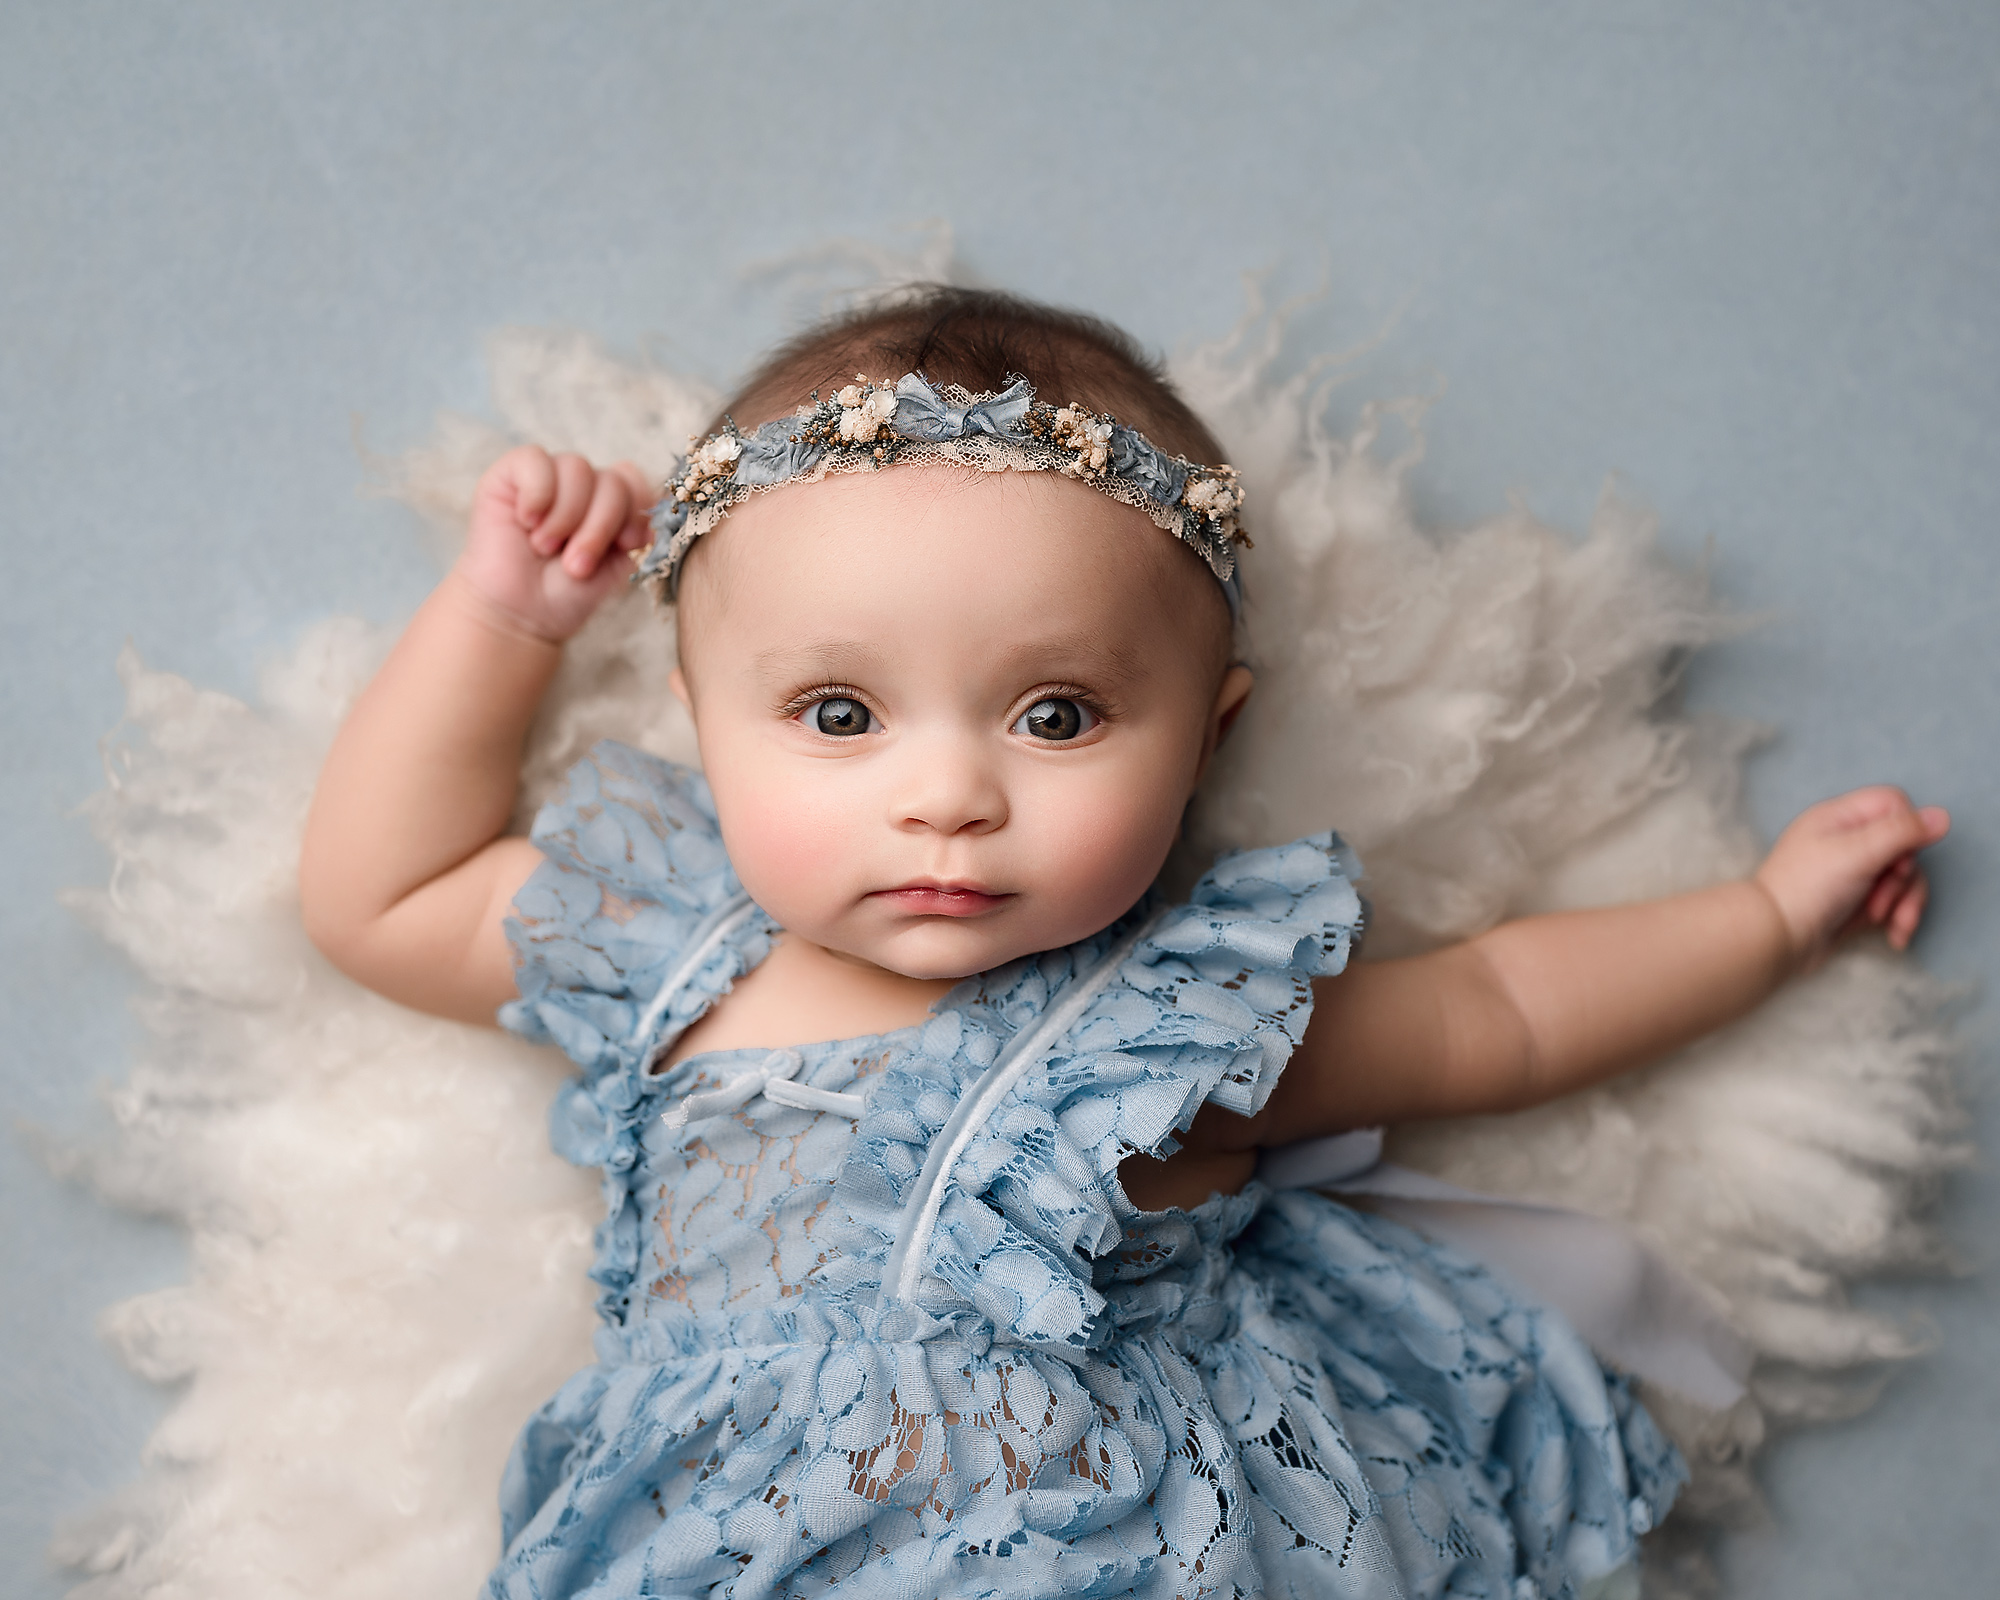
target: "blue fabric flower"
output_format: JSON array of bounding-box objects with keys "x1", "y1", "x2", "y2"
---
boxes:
[
  {"x1": 645, "y1": 492, "x2": 689, "y2": 540},
  {"x1": 891, "y1": 372, "x2": 1035, "y2": 441},
  {"x1": 1107, "y1": 423, "x2": 1188, "y2": 508},
  {"x1": 734, "y1": 428, "x2": 827, "y2": 488}
]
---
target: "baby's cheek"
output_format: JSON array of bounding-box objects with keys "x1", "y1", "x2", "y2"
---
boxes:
[
  {"x1": 711, "y1": 770, "x2": 864, "y2": 929},
  {"x1": 1024, "y1": 767, "x2": 1186, "y2": 935}
]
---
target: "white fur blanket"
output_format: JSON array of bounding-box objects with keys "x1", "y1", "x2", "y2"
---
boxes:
[{"x1": 52, "y1": 308, "x2": 1964, "y2": 1598}]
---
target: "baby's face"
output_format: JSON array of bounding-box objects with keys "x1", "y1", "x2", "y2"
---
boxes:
[{"x1": 672, "y1": 467, "x2": 1248, "y2": 981}]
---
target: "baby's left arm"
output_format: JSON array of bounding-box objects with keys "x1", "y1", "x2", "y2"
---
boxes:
[{"x1": 1123, "y1": 787, "x2": 1947, "y2": 1208}]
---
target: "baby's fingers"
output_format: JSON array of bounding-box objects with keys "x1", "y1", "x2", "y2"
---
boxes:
[
  {"x1": 560, "y1": 470, "x2": 643, "y2": 579},
  {"x1": 1821, "y1": 790, "x2": 1949, "y2": 880},
  {"x1": 515, "y1": 448, "x2": 559, "y2": 532},
  {"x1": 528, "y1": 454, "x2": 599, "y2": 555},
  {"x1": 1887, "y1": 869, "x2": 1931, "y2": 951},
  {"x1": 471, "y1": 445, "x2": 559, "y2": 533},
  {"x1": 616, "y1": 463, "x2": 658, "y2": 547},
  {"x1": 1864, "y1": 853, "x2": 1917, "y2": 924},
  {"x1": 611, "y1": 461, "x2": 656, "y2": 510}
]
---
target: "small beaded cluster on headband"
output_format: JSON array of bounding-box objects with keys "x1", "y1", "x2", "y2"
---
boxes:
[{"x1": 635, "y1": 372, "x2": 1248, "y2": 606}]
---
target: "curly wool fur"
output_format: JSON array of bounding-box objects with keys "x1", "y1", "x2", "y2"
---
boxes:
[{"x1": 53, "y1": 311, "x2": 1964, "y2": 1599}]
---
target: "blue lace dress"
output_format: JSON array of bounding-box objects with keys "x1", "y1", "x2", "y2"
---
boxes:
[{"x1": 489, "y1": 742, "x2": 1682, "y2": 1600}]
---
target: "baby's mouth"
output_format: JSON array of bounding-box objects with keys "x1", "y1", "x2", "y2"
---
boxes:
[{"x1": 870, "y1": 881, "x2": 1013, "y2": 918}]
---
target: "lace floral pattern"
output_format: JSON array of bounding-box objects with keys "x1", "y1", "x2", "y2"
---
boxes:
[
  {"x1": 502, "y1": 741, "x2": 778, "y2": 1323},
  {"x1": 492, "y1": 744, "x2": 1681, "y2": 1598}
]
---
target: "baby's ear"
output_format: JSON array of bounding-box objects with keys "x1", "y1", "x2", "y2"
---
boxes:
[
  {"x1": 1214, "y1": 665, "x2": 1254, "y2": 742},
  {"x1": 1196, "y1": 665, "x2": 1255, "y2": 783}
]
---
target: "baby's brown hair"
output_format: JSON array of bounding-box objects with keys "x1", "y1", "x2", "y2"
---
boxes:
[{"x1": 714, "y1": 284, "x2": 1229, "y2": 469}]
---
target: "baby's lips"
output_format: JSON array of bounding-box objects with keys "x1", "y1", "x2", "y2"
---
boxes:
[{"x1": 868, "y1": 883, "x2": 1014, "y2": 918}]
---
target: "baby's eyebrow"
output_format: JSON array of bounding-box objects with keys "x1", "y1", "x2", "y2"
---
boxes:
[
  {"x1": 752, "y1": 641, "x2": 890, "y2": 685},
  {"x1": 988, "y1": 633, "x2": 1146, "y2": 687},
  {"x1": 752, "y1": 633, "x2": 1145, "y2": 691}
]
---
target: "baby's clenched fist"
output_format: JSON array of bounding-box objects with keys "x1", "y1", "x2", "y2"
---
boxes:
[{"x1": 456, "y1": 447, "x2": 655, "y2": 643}]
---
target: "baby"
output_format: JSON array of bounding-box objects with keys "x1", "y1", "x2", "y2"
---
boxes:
[{"x1": 300, "y1": 288, "x2": 1945, "y2": 1599}]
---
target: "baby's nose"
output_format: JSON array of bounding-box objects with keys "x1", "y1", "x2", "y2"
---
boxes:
[{"x1": 892, "y1": 745, "x2": 1008, "y2": 836}]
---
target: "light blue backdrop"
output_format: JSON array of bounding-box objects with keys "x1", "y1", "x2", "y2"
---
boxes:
[{"x1": 4, "y1": 4, "x2": 1995, "y2": 1596}]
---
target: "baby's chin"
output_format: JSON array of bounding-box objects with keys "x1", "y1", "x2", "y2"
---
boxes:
[
  {"x1": 823, "y1": 914, "x2": 1096, "y2": 983},
  {"x1": 842, "y1": 929, "x2": 1032, "y2": 983}
]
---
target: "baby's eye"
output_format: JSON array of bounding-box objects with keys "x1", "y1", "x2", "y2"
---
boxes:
[
  {"x1": 1013, "y1": 698, "x2": 1097, "y2": 741},
  {"x1": 804, "y1": 697, "x2": 873, "y2": 737}
]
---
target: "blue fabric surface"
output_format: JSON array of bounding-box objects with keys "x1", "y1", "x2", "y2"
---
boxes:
[
  {"x1": 486, "y1": 746, "x2": 1679, "y2": 1597},
  {"x1": 5, "y1": 4, "x2": 1996, "y2": 1595}
]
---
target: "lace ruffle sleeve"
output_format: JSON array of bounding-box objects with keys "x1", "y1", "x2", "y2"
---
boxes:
[
  {"x1": 498, "y1": 740, "x2": 775, "y2": 1082},
  {"x1": 835, "y1": 832, "x2": 1363, "y2": 1349}
]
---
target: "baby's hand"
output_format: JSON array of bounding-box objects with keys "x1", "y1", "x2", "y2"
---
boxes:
[
  {"x1": 455, "y1": 446, "x2": 656, "y2": 642},
  {"x1": 1754, "y1": 786, "x2": 1950, "y2": 971}
]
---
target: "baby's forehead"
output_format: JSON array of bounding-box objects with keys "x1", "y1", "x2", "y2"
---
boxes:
[
  {"x1": 741, "y1": 458, "x2": 1186, "y2": 547},
  {"x1": 676, "y1": 466, "x2": 1231, "y2": 675},
  {"x1": 699, "y1": 466, "x2": 1206, "y2": 601}
]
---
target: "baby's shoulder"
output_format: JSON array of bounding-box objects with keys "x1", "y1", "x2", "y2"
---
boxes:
[{"x1": 501, "y1": 741, "x2": 776, "y2": 1074}]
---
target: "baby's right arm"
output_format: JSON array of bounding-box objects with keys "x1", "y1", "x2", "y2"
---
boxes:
[{"x1": 298, "y1": 449, "x2": 653, "y2": 1023}]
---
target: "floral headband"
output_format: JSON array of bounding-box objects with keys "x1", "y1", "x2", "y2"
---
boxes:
[{"x1": 636, "y1": 372, "x2": 1248, "y2": 609}]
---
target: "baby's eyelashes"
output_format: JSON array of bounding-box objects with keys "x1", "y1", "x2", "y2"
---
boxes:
[
  {"x1": 780, "y1": 685, "x2": 883, "y2": 738},
  {"x1": 1012, "y1": 698, "x2": 1098, "y2": 742}
]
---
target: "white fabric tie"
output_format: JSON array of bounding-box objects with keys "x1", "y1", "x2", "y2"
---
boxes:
[
  {"x1": 1260, "y1": 1129, "x2": 1752, "y2": 1409},
  {"x1": 660, "y1": 1047, "x2": 867, "y2": 1137}
]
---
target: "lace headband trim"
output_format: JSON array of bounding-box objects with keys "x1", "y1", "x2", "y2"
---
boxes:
[{"x1": 635, "y1": 372, "x2": 1248, "y2": 604}]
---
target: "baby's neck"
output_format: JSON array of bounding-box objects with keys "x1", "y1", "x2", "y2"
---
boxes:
[{"x1": 661, "y1": 931, "x2": 956, "y2": 1066}]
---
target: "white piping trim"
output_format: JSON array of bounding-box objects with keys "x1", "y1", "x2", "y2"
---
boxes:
[
  {"x1": 633, "y1": 891, "x2": 758, "y2": 1067},
  {"x1": 882, "y1": 914, "x2": 1160, "y2": 1306}
]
